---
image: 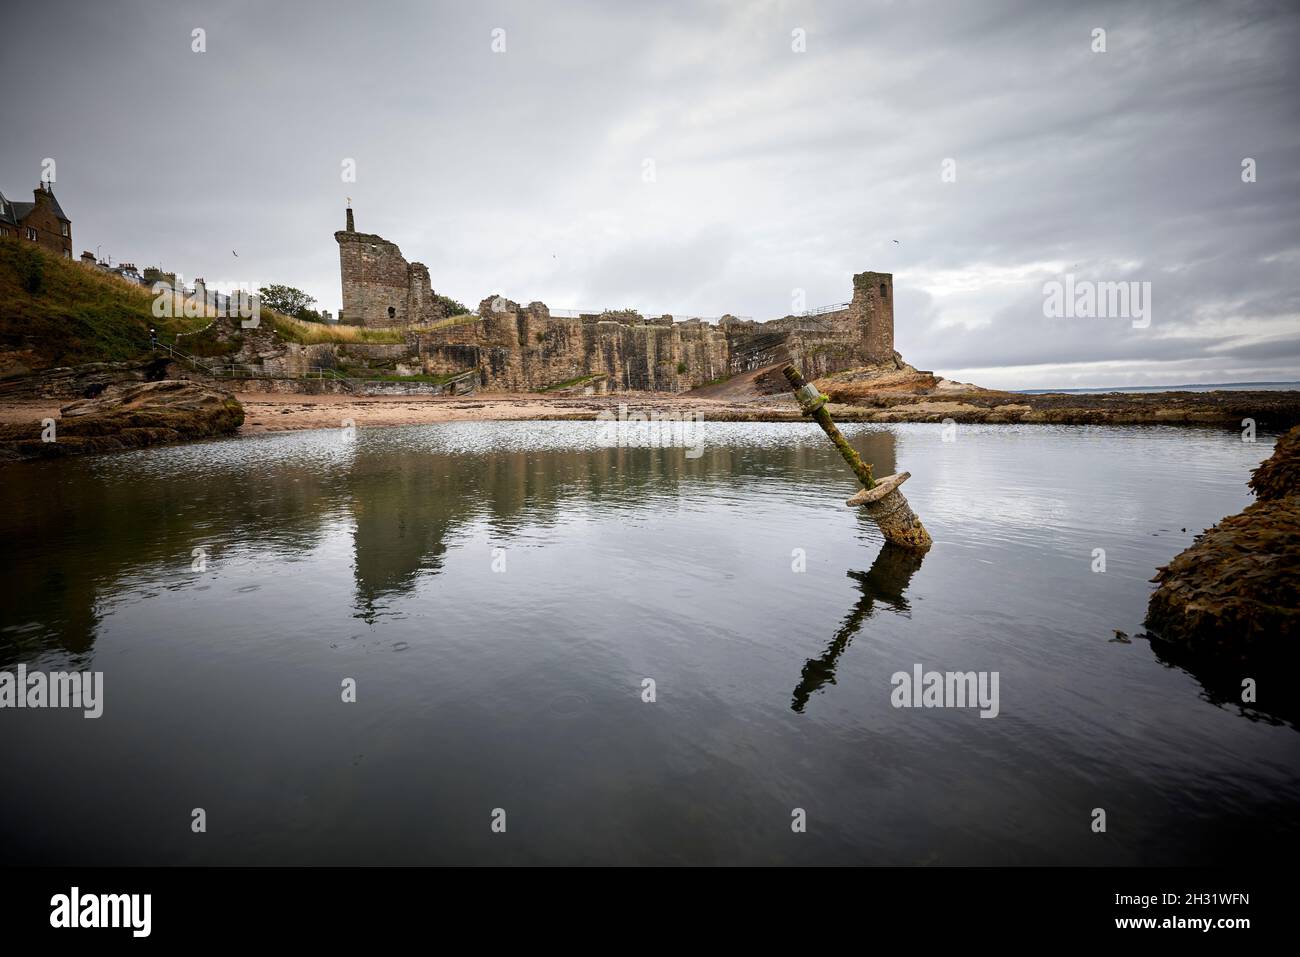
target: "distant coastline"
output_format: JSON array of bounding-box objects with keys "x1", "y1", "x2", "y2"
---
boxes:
[{"x1": 1016, "y1": 380, "x2": 1300, "y2": 395}]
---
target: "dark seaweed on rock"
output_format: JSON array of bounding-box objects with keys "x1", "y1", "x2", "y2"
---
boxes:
[
  {"x1": 1249, "y1": 425, "x2": 1300, "y2": 501},
  {"x1": 1146, "y1": 425, "x2": 1300, "y2": 663}
]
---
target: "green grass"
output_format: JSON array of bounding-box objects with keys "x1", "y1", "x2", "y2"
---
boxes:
[
  {"x1": 697, "y1": 373, "x2": 734, "y2": 388},
  {"x1": 0, "y1": 240, "x2": 450, "y2": 378},
  {"x1": 424, "y1": 313, "x2": 480, "y2": 332},
  {"x1": 0, "y1": 239, "x2": 211, "y2": 370},
  {"x1": 269, "y1": 313, "x2": 407, "y2": 344}
]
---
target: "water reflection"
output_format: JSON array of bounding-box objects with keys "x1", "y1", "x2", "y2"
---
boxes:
[
  {"x1": 791, "y1": 543, "x2": 927, "y2": 713},
  {"x1": 0, "y1": 456, "x2": 351, "y2": 660},
  {"x1": 1147, "y1": 634, "x2": 1300, "y2": 728},
  {"x1": 1, "y1": 421, "x2": 1296, "y2": 866},
  {"x1": 0, "y1": 424, "x2": 899, "y2": 662}
]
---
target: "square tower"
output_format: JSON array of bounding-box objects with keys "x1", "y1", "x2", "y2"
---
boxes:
[{"x1": 849, "y1": 270, "x2": 895, "y2": 361}]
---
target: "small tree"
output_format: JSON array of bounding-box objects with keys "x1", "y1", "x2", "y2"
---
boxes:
[
  {"x1": 433, "y1": 292, "x2": 472, "y2": 316},
  {"x1": 258, "y1": 284, "x2": 318, "y2": 320}
]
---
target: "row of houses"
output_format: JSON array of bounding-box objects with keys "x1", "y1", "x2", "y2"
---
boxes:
[
  {"x1": 88, "y1": 259, "x2": 242, "y2": 314},
  {"x1": 2, "y1": 179, "x2": 252, "y2": 315},
  {"x1": 6, "y1": 180, "x2": 334, "y2": 322}
]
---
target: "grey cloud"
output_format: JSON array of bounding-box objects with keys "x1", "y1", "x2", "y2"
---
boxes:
[{"x1": 2, "y1": 0, "x2": 1296, "y2": 387}]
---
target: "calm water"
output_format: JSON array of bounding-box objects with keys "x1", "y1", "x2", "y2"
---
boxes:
[{"x1": 1, "y1": 421, "x2": 1296, "y2": 865}]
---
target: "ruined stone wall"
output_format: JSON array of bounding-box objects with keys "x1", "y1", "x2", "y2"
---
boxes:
[
  {"x1": 406, "y1": 286, "x2": 875, "y2": 393},
  {"x1": 335, "y1": 220, "x2": 445, "y2": 328},
  {"x1": 406, "y1": 263, "x2": 444, "y2": 325},
  {"x1": 424, "y1": 299, "x2": 730, "y2": 393},
  {"x1": 332, "y1": 212, "x2": 893, "y2": 392},
  {"x1": 675, "y1": 320, "x2": 729, "y2": 387},
  {"x1": 336, "y1": 231, "x2": 411, "y2": 326},
  {"x1": 784, "y1": 327, "x2": 863, "y2": 381}
]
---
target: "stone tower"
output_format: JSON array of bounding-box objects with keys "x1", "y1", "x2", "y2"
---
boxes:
[
  {"x1": 847, "y1": 270, "x2": 895, "y2": 361},
  {"x1": 334, "y1": 204, "x2": 441, "y2": 327}
]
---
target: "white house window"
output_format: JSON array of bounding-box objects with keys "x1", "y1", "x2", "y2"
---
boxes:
[
  {"x1": 26, "y1": 227, "x2": 37, "y2": 241},
  {"x1": 61, "y1": 222, "x2": 69, "y2": 237}
]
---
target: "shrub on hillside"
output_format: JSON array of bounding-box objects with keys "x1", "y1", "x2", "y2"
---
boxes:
[{"x1": 15, "y1": 245, "x2": 44, "y2": 295}]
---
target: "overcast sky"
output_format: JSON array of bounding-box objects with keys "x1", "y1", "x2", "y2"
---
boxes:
[{"x1": 3, "y1": 0, "x2": 1297, "y2": 388}]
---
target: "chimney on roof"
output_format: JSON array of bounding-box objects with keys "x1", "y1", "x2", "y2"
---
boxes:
[{"x1": 346, "y1": 204, "x2": 355, "y2": 232}]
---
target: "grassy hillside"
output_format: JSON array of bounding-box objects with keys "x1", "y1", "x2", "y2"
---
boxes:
[
  {"x1": 0, "y1": 239, "x2": 216, "y2": 373},
  {"x1": 0, "y1": 240, "x2": 449, "y2": 377}
]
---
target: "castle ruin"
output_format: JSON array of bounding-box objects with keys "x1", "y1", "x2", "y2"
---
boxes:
[{"x1": 335, "y1": 205, "x2": 897, "y2": 393}]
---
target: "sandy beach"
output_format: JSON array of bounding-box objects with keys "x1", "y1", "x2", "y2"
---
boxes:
[
  {"x1": 6, "y1": 384, "x2": 1300, "y2": 439},
  {"x1": 232, "y1": 391, "x2": 805, "y2": 433},
  {"x1": 0, "y1": 391, "x2": 802, "y2": 436}
]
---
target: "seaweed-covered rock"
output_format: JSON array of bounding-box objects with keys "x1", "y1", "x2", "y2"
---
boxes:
[
  {"x1": 0, "y1": 380, "x2": 244, "y2": 461},
  {"x1": 1248, "y1": 425, "x2": 1300, "y2": 502},
  {"x1": 1145, "y1": 426, "x2": 1300, "y2": 661}
]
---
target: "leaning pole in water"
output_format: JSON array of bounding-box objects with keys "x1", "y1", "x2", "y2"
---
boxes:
[{"x1": 782, "y1": 364, "x2": 933, "y2": 550}]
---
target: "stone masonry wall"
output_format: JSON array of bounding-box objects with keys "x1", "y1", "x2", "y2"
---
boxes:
[
  {"x1": 333, "y1": 210, "x2": 892, "y2": 392},
  {"x1": 849, "y1": 270, "x2": 894, "y2": 362},
  {"x1": 335, "y1": 229, "x2": 445, "y2": 328}
]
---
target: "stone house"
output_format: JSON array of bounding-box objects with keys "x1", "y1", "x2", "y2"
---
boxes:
[{"x1": 0, "y1": 183, "x2": 72, "y2": 257}]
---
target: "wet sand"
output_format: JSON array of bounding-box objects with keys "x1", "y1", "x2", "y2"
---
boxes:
[
  {"x1": 4, "y1": 385, "x2": 1297, "y2": 437},
  {"x1": 232, "y1": 392, "x2": 800, "y2": 433},
  {"x1": 0, "y1": 391, "x2": 799, "y2": 438}
]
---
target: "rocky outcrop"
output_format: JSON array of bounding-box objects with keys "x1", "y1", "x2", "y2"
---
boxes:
[
  {"x1": 820, "y1": 375, "x2": 1300, "y2": 430},
  {"x1": 813, "y1": 354, "x2": 944, "y2": 400},
  {"x1": 1249, "y1": 427, "x2": 1300, "y2": 500},
  {"x1": 1145, "y1": 426, "x2": 1300, "y2": 662},
  {"x1": 0, "y1": 358, "x2": 165, "y2": 399},
  {"x1": 410, "y1": 299, "x2": 735, "y2": 393},
  {"x1": 0, "y1": 379, "x2": 244, "y2": 461}
]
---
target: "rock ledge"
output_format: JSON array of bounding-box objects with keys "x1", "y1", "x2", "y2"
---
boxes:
[
  {"x1": 0, "y1": 380, "x2": 244, "y2": 461},
  {"x1": 1145, "y1": 426, "x2": 1300, "y2": 662}
]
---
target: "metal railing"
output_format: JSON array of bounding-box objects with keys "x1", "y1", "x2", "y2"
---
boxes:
[
  {"x1": 305, "y1": 367, "x2": 358, "y2": 392},
  {"x1": 546, "y1": 308, "x2": 753, "y2": 324},
  {"x1": 797, "y1": 301, "x2": 850, "y2": 317},
  {"x1": 669, "y1": 314, "x2": 752, "y2": 324},
  {"x1": 158, "y1": 341, "x2": 361, "y2": 392},
  {"x1": 156, "y1": 341, "x2": 479, "y2": 396},
  {"x1": 157, "y1": 341, "x2": 221, "y2": 375}
]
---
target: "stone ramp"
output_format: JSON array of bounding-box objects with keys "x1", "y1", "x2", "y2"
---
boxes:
[{"x1": 686, "y1": 362, "x2": 790, "y2": 401}]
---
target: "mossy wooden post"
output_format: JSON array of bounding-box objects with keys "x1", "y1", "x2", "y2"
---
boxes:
[{"x1": 783, "y1": 365, "x2": 933, "y2": 550}]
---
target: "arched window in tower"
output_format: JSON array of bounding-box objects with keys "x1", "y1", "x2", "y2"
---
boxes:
[
  {"x1": 880, "y1": 282, "x2": 889, "y2": 301},
  {"x1": 388, "y1": 306, "x2": 396, "y2": 319}
]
